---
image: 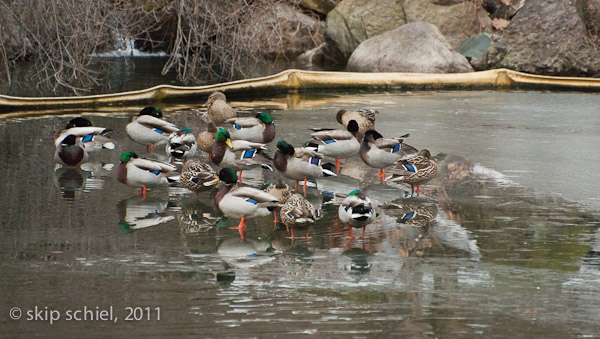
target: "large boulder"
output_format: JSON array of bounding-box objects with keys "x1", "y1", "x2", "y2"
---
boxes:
[
  {"x1": 326, "y1": 0, "x2": 493, "y2": 60},
  {"x1": 251, "y1": 3, "x2": 326, "y2": 58},
  {"x1": 403, "y1": 0, "x2": 493, "y2": 49},
  {"x1": 325, "y1": 0, "x2": 406, "y2": 59},
  {"x1": 347, "y1": 22, "x2": 474, "y2": 73},
  {"x1": 484, "y1": 0, "x2": 600, "y2": 76}
]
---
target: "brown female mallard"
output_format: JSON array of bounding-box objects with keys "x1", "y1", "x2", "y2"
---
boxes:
[
  {"x1": 336, "y1": 108, "x2": 377, "y2": 141},
  {"x1": 280, "y1": 193, "x2": 318, "y2": 239},
  {"x1": 385, "y1": 149, "x2": 439, "y2": 197},
  {"x1": 203, "y1": 92, "x2": 237, "y2": 125}
]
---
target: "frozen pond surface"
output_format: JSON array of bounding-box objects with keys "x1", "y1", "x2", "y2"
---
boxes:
[{"x1": 1, "y1": 90, "x2": 600, "y2": 337}]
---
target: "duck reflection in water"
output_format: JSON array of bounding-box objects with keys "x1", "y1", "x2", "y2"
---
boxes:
[
  {"x1": 177, "y1": 199, "x2": 220, "y2": 234},
  {"x1": 117, "y1": 196, "x2": 177, "y2": 232},
  {"x1": 379, "y1": 200, "x2": 438, "y2": 257},
  {"x1": 54, "y1": 168, "x2": 85, "y2": 200},
  {"x1": 54, "y1": 162, "x2": 114, "y2": 200},
  {"x1": 216, "y1": 236, "x2": 277, "y2": 269},
  {"x1": 268, "y1": 229, "x2": 314, "y2": 262},
  {"x1": 340, "y1": 247, "x2": 373, "y2": 275}
]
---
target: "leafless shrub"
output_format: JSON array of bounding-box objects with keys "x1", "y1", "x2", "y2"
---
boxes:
[
  {"x1": 160, "y1": 0, "x2": 322, "y2": 84},
  {"x1": 0, "y1": 0, "x2": 132, "y2": 95},
  {"x1": 0, "y1": 0, "x2": 323, "y2": 95}
]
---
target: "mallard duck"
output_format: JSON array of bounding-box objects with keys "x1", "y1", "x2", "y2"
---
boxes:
[
  {"x1": 338, "y1": 190, "x2": 376, "y2": 238},
  {"x1": 224, "y1": 112, "x2": 276, "y2": 144},
  {"x1": 385, "y1": 149, "x2": 439, "y2": 197},
  {"x1": 197, "y1": 122, "x2": 217, "y2": 158},
  {"x1": 54, "y1": 117, "x2": 115, "y2": 151},
  {"x1": 180, "y1": 160, "x2": 219, "y2": 199},
  {"x1": 54, "y1": 134, "x2": 89, "y2": 167},
  {"x1": 273, "y1": 140, "x2": 337, "y2": 196},
  {"x1": 336, "y1": 108, "x2": 377, "y2": 140},
  {"x1": 265, "y1": 179, "x2": 295, "y2": 225},
  {"x1": 117, "y1": 152, "x2": 180, "y2": 198},
  {"x1": 359, "y1": 130, "x2": 418, "y2": 179},
  {"x1": 280, "y1": 193, "x2": 318, "y2": 239},
  {"x1": 202, "y1": 91, "x2": 237, "y2": 125},
  {"x1": 213, "y1": 168, "x2": 281, "y2": 238},
  {"x1": 165, "y1": 127, "x2": 197, "y2": 163},
  {"x1": 126, "y1": 106, "x2": 179, "y2": 152},
  {"x1": 211, "y1": 128, "x2": 272, "y2": 182},
  {"x1": 305, "y1": 119, "x2": 360, "y2": 173}
]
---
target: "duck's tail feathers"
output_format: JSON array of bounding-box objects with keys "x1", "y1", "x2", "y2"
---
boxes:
[
  {"x1": 321, "y1": 163, "x2": 337, "y2": 177},
  {"x1": 102, "y1": 142, "x2": 116, "y2": 150},
  {"x1": 400, "y1": 143, "x2": 419, "y2": 157},
  {"x1": 303, "y1": 140, "x2": 319, "y2": 150},
  {"x1": 166, "y1": 172, "x2": 181, "y2": 182},
  {"x1": 261, "y1": 163, "x2": 274, "y2": 171}
]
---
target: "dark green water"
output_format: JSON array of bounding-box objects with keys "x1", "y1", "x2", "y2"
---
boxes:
[{"x1": 1, "y1": 91, "x2": 599, "y2": 337}]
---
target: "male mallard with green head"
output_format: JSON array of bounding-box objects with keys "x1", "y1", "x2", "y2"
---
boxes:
[
  {"x1": 213, "y1": 168, "x2": 281, "y2": 239},
  {"x1": 211, "y1": 128, "x2": 272, "y2": 182},
  {"x1": 117, "y1": 152, "x2": 180, "y2": 198},
  {"x1": 126, "y1": 106, "x2": 179, "y2": 152},
  {"x1": 225, "y1": 112, "x2": 276, "y2": 144},
  {"x1": 385, "y1": 149, "x2": 439, "y2": 197}
]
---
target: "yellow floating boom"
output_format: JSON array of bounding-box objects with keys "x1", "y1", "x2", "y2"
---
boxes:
[{"x1": 1, "y1": 68, "x2": 599, "y2": 113}]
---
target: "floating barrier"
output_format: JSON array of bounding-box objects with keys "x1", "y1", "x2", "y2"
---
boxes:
[{"x1": 1, "y1": 68, "x2": 600, "y2": 114}]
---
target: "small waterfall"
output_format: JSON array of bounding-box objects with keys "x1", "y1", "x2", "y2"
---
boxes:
[{"x1": 92, "y1": 32, "x2": 167, "y2": 58}]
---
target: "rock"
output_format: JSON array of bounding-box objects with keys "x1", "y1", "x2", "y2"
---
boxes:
[
  {"x1": 347, "y1": 22, "x2": 474, "y2": 74},
  {"x1": 577, "y1": 0, "x2": 600, "y2": 37},
  {"x1": 325, "y1": 0, "x2": 406, "y2": 59},
  {"x1": 300, "y1": 0, "x2": 337, "y2": 15},
  {"x1": 457, "y1": 33, "x2": 493, "y2": 71},
  {"x1": 325, "y1": 0, "x2": 494, "y2": 61},
  {"x1": 251, "y1": 3, "x2": 326, "y2": 58},
  {"x1": 457, "y1": 33, "x2": 492, "y2": 59},
  {"x1": 403, "y1": 0, "x2": 493, "y2": 49},
  {"x1": 484, "y1": 0, "x2": 600, "y2": 76}
]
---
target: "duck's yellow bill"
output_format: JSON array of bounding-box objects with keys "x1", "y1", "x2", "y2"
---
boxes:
[
  {"x1": 203, "y1": 177, "x2": 220, "y2": 186},
  {"x1": 226, "y1": 139, "x2": 233, "y2": 148}
]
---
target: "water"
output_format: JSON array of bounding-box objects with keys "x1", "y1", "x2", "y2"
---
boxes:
[{"x1": 1, "y1": 91, "x2": 600, "y2": 337}]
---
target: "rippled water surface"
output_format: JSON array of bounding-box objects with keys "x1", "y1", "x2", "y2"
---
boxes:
[{"x1": 1, "y1": 91, "x2": 600, "y2": 337}]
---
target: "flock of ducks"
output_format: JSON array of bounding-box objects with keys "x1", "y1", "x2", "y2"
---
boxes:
[{"x1": 53, "y1": 92, "x2": 439, "y2": 240}]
